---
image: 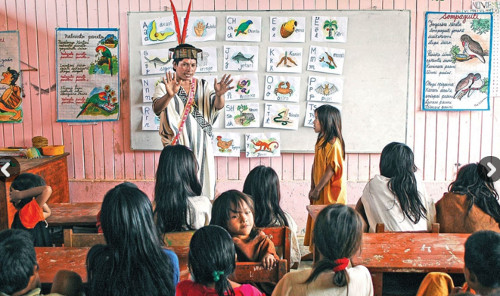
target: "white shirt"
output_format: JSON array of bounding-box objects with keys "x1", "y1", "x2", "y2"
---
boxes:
[{"x1": 186, "y1": 195, "x2": 212, "y2": 230}]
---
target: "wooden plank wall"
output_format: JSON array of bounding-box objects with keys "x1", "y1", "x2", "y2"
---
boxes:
[{"x1": 0, "y1": 0, "x2": 497, "y2": 189}]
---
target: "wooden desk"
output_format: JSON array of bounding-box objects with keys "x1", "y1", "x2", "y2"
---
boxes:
[
  {"x1": 0, "y1": 153, "x2": 70, "y2": 230},
  {"x1": 36, "y1": 247, "x2": 90, "y2": 283},
  {"x1": 46, "y1": 202, "x2": 101, "y2": 227}
]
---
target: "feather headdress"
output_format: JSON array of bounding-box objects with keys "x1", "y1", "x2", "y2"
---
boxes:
[{"x1": 169, "y1": 0, "x2": 201, "y2": 60}]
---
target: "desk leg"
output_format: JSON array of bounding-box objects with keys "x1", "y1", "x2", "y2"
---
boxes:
[{"x1": 371, "y1": 272, "x2": 383, "y2": 296}]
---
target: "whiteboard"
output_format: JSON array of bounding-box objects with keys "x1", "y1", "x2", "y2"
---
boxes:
[{"x1": 128, "y1": 10, "x2": 411, "y2": 153}]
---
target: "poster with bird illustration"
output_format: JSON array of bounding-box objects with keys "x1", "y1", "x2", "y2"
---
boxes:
[
  {"x1": 225, "y1": 16, "x2": 262, "y2": 42},
  {"x1": 223, "y1": 46, "x2": 259, "y2": 72},
  {"x1": 141, "y1": 48, "x2": 174, "y2": 75},
  {"x1": 56, "y1": 28, "x2": 120, "y2": 122},
  {"x1": 142, "y1": 76, "x2": 162, "y2": 103},
  {"x1": 185, "y1": 16, "x2": 217, "y2": 42},
  {"x1": 263, "y1": 103, "x2": 300, "y2": 130},
  {"x1": 196, "y1": 47, "x2": 218, "y2": 73},
  {"x1": 140, "y1": 17, "x2": 176, "y2": 46},
  {"x1": 269, "y1": 16, "x2": 306, "y2": 43},
  {"x1": 0, "y1": 31, "x2": 22, "y2": 123},
  {"x1": 266, "y1": 47, "x2": 303, "y2": 73},
  {"x1": 225, "y1": 73, "x2": 260, "y2": 101},
  {"x1": 311, "y1": 16, "x2": 348, "y2": 43},
  {"x1": 307, "y1": 75, "x2": 343, "y2": 103},
  {"x1": 304, "y1": 102, "x2": 342, "y2": 127},
  {"x1": 225, "y1": 102, "x2": 260, "y2": 128},
  {"x1": 422, "y1": 12, "x2": 492, "y2": 110},
  {"x1": 307, "y1": 45, "x2": 345, "y2": 75},
  {"x1": 212, "y1": 132, "x2": 241, "y2": 157},
  {"x1": 264, "y1": 75, "x2": 301, "y2": 102},
  {"x1": 245, "y1": 133, "x2": 281, "y2": 157}
]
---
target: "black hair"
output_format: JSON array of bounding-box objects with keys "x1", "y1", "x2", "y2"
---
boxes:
[
  {"x1": 315, "y1": 105, "x2": 345, "y2": 159},
  {"x1": 11, "y1": 173, "x2": 46, "y2": 210},
  {"x1": 210, "y1": 190, "x2": 258, "y2": 241},
  {"x1": 86, "y1": 182, "x2": 175, "y2": 296},
  {"x1": 0, "y1": 229, "x2": 37, "y2": 295},
  {"x1": 379, "y1": 142, "x2": 427, "y2": 224},
  {"x1": 154, "y1": 145, "x2": 203, "y2": 233},
  {"x1": 464, "y1": 230, "x2": 500, "y2": 289},
  {"x1": 305, "y1": 204, "x2": 363, "y2": 288},
  {"x1": 449, "y1": 163, "x2": 500, "y2": 224},
  {"x1": 242, "y1": 165, "x2": 288, "y2": 228},
  {"x1": 188, "y1": 226, "x2": 236, "y2": 296},
  {"x1": 5, "y1": 67, "x2": 19, "y2": 85}
]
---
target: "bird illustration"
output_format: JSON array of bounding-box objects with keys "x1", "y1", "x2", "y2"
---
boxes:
[
  {"x1": 467, "y1": 73, "x2": 482, "y2": 97},
  {"x1": 461, "y1": 34, "x2": 486, "y2": 63},
  {"x1": 96, "y1": 46, "x2": 113, "y2": 75},
  {"x1": 453, "y1": 73, "x2": 475, "y2": 100},
  {"x1": 216, "y1": 136, "x2": 233, "y2": 152},
  {"x1": 77, "y1": 91, "x2": 110, "y2": 117},
  {"x1": 234, "y1": 20, "x2": 253, "y2": 36}
]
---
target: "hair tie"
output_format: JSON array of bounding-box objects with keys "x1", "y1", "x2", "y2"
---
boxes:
[
  {"x1": 212, "y1": 270, "x2": 224, "y2": 282},
  {"x1": 333, "y1": 258, "x2": 349, "y2": 272}
]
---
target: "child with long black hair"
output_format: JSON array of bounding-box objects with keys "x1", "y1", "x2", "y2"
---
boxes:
[
  {"x1": 176, "y1": 225, "x2": 263, "y2": 296},
  {"x1": 273, "y1": 204, "x2": 373, "y2": 296},
  {"x1": 86, "y1": 182, "x2": 179, "y2": 296},
  {"x1": 357, "y1": 142, "x2": 435, "y2": 232},
  {"x1": 436, "y1": 163, "x2": 500, "y2": 232}
]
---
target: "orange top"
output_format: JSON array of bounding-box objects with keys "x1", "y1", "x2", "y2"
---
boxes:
[{"x1": 19, "y1": 199, "x2": 45, "y2": 229}]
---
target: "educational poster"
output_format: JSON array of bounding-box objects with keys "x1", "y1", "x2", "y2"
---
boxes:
[
  {"x1": 0, "y1": 31, "x2": 22, "y2": 123},
  {"x1": 142, "y1": 106, "x2": 160, "y2": 130},
  {"x1": 269, "y1": 16, "x2": 306, "y2": 43},
  {"x1": 197, "y1": 47, "x2": 218, "y2": 73},
  {"x1": 225, "y1": 102, "x2": 260, "y2": 128},
  {"x1": 422, "y1": 12, "x2": 492, "y2": 110},
  {"x1": 142, "y1": 76, "x2": 162, "y2": 103},
  {"x1": 245, "y1": 133, "x2": 281, "y2": 157},
  {"x1": 140, "y1": 17, "x2": 176, "y2": 46},
  {"x1": 263, "y1": 75, "x2": 301, "y2": 102},
  {"x1": 212, "y1": 132, "x2": 241, "y2": 157},
  {"x1": 226, "y1": 73, "x2": 260, "y2": 101},
  {"x1": 185, "y1": 16, "x2": 217, "y2": 42},
  {"x1": 223, "y1": 46, "x2": 258, "y2": 72},
  {"x1": 56, "y1": 28, "x2": 120, "y2": 122},
  {"x1": 141, "y1": 48, "x2": 173, "y2": 75},
  {"x1": 225, "y1": 16, "x2": 262, "y2": 42},
  {"x1": 266, "y1": 47, "x2": 303, "y2": 73},
  {"x1": 262, "y1": 103, "x2": 300, "y2": 130},
  {"x1": 307, "y1": 45, "x2": 345, "y2": 75},
  {"x1": 304, "y1": 102, "x2": 342, "y2": 128},
  {"x1": 311, "y1": 16, "x2": 348, "y2": 43},
  {"x1": 307, "y1": 75, "x2": 344, "y2": 103}
]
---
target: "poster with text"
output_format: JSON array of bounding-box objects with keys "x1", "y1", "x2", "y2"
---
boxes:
[
  {"x1": 197, "y1": 47, "x2": 218, "y2": 73},
  {"x1": 0, "y1": 31, "x2": 22, "y2": 123},
  {"x1": 140, "y1": 17, "x2": 176, "y2": 46},
  {"x1": 304, "y1": 102, "x2": 342, "y2": 128},
  {"x1": 142, "y1": 76, "x2": 162, "y2": 103},
  {"x1": 185, "y1": 16, "x2": 217, "y2": 42},
  {"x1": 307, "y1": 75, "x2": 344, "y2": 103},
  {"x1": 141, "y1": 48, "x2": 173, "y2": 75},
  {"x1": 56, "y1": 28, "x2": 120, "y2": 122},
  {"x1": 245, "y1": 133, "x2": 281, "y2": 157},
  {"x1": 225, "y1": 102, "x2": 260, "y2": 128},
  {"x1": 262, "y1": 103, "x2": 300, "y2": 130},
  {"x1": 422, "y1": 12, "x2": 492, "y2": 110},
  {"x1": 307, "y1": 45, "x2": 345, "y2": 75},
  {"x1": 142, "y1": 106, "x2": 160, "y2": 130},
  {"x1": 226, "y1": 73, "x2": 260, "y2": 101},
  {"x1": 264, "y1": 75, "x2": 301, "y2": 102},
  {"x1": 225, "y1": 16, "x2": 262, "y2": 42},
  {"x1": 269, "y1": 16, "x2": 306, "y2": 43},
  {"x1": 266, "y1": 47, "x2": 303, "y2": 73},
  {"x1": 223, "y1": 46, "x2": 258, "y2": 71},
  {"x1": 212, "y1": 132, "x2": 241, "y2": 157},
  {"x1": 311, "y1": 16, "x2": 348, "y2": 43}
]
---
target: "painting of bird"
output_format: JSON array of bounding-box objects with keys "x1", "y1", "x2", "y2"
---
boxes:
[
  {"x1": 96, "y1": 45, "x2": 113, "y2": 75},
  {"x1": 234, "y1": 20, "x2": 253, "y2": 36},
  {"x1": 77, "y1": 91, "x2": 114, "y2": 118},
  {"x1": 461, "y1": 34, "x2": 486, "y2": 63},
  {"x1": 453, "y1": 73, "x2": 475, "y2": 100}
]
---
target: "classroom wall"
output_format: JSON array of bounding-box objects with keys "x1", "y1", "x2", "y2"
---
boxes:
[{"x1": 1, "y1": 0, "x2": 498, "y2": 234}]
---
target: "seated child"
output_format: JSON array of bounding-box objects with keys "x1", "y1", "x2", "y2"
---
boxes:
[
  {"x1": 0, "y1": 229, "x2": 83, "y2": 296},
  {"x1": 272, "y1": 204, "x2": 373, "y2": 296},
  {"x1": 10, "y1": 173, "x2": 52, "y2": 246},
  {"x1": 176, "y1": 225, "x2": 263, "y2": 296}
]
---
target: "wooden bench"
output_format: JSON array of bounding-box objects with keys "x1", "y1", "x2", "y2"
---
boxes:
[
  {"x1": 375, "y1": 222, "x2": 440, "y2": 233},
  {"x1": 261, "y1": 226, "x2": 291, "y2": 271},
  {"x1": 230, "y1": 259, "x2": 287, "y2": 284},
  {"x1": 63, "y1": 229, "x2": 105, "y2": 247},
  {"x1": 46, "y1": 202, "x2": 101, "y2": 228}
]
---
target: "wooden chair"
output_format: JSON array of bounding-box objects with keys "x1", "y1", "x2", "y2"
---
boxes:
[
  {"x1": 261, "y1": 226, "x2": 291, "y2": 271},
  {"x1": 63, "y1": 229, "x2": 105, "y2": 247},
  {"x1": 230, "y1": 259, "x2": 287, "y2": 284},
  {"x1": 375, "y1": 222, "x2": 440, "y2": 233}
]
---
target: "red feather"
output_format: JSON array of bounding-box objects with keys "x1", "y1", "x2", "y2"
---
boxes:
[
  {"x1": 181, "y1": 0, "x2": 192, "y2": 44},
  {"x1": 170, "y1": 0, "x2": 182, "y2": 44}
]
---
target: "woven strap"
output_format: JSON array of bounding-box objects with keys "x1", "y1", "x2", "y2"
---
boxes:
[{"x1": 171, "y1": 78, "x2": 196, "y2": 145}]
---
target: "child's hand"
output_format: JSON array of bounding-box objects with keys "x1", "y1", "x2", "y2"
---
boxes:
[
  {"x1": 9, "y1": 189, "x2": 22, "y2": 201},
  {"x1": 308, "y1": 188, "x2": 320, "y2": 201},
  {"x1": 261, "y1": 254, "x2": 277, "y2": 270}
]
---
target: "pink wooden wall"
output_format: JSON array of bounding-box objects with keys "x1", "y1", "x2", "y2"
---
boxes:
[{"x1": 1, "y1": 0, "x2": 498, "y2": 232}]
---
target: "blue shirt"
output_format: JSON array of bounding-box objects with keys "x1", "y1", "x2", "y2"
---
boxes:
[{"x1": 163, "y1": 248, "x2": 180, "y2": 287}]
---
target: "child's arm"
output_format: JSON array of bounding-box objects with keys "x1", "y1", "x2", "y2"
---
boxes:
[
  {"x1": 10, "y1": 186, "x2": 52, "y2": 208},
  {"x1": 261, "y1": 253, "x2": 277, "y2": 270},
  {"x1": 309, "y1": 164, "x2": 335, "y2": 201},
  {"x1": 42, "y1": 203, "x2": 51, "y2": 219}
]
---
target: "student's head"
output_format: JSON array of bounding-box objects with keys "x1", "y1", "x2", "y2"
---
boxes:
[
  {"x1": 210, "y1": 190, "x2": 257, "y2": 239},
  {"x1": 10, "y1": 173, "x2": 46, "y2": 209},
  {"x1": 0, "y1": 229, "x2": 39, "y2": 295},
  {"x1": 188, "y1": 225, "x2": 236, "y2": 296},
  {"x1": 242, "y1": 165, "x2": 288, "y2": 228},
  {"x1": 379, "y1": 142, "x2": 426, "y2": 224},
  {"x1": 464, "y1": 230, "x2": 500, "y2": 294},
  {"x1": 306, "y1": 204, "x2": 363, "y2": 287},
  {"x1": 313, "y1": 105, "x2": 345, "y2": 158},
  {"x1": 449, "y1": 163, "x2": 500, "y2": 224},
  {"x1": 154, "y1": 144, "x2": 202, "y2": 233}
]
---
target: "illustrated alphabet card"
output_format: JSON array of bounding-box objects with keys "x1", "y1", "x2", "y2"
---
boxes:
[
  {"x1": 223, "y1": 46, "x2": 258, "y2": 72},
  {"x1": 263, "y1": 103, "x2": 300, "y2": 130},
  {"x1": 307, "y1": 75, "x2": 344, "y2": 103},
  {"x1": 226, "y1": 73, "x2": 260, "y2": 101},
  {"x1": 266, "y1": 47, "x2": 303, "y2": 73},
  {"x1": 307, "y1": 45, "x2": 345, "y2": 75},
  {"x1": 212, "y1": 132, "x2": 241, "y2": 157},
  {"x1": 140, "y1": 17, "x2": 176, "y2": 46},
  {"x1": 196, "y1": 47, "x2": 218, "y2": 73},
  {"x1": 311, "y1": 16, "x2": 348, "y2": 43},
  {"x1": 304, "y1": 102, "x2": 342, "y2": 127},
  {"x1": 245, "y1": 133, "x2": 281, "y2": 157},
  {"x1": 185, "y1": 16, "x2": 217, "y2": 42},
  {"x1": 269, "y1": 16, "x2": 306, "y2": 43},
  {"x1": 142, "y1": 76, "x2": 162, "y2": 102},
  {"x1": 142, "y1": 106, "x2": 160, "y2": 130},
  {"x1": 141, "y1": 48, "x2": 173, "y2": 75},
  {"x1": 264, "y1": 75, "x2": 301, "y2": 102},
  {"x1": 226, "y1": 16, "x2": 262, "y2": 42},
  {"x1": 225, "y1": 102, "x2": 260, "y2": 128}
]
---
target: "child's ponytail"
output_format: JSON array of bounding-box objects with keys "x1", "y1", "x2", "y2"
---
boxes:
[{"x1": 213, "y1": 270, "x2": 234, "y2": 296}]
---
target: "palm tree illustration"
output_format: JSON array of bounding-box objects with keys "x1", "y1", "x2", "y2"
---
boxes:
[{"x1": 323, "y1": 20, "x2": 338, "y2": 40}]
